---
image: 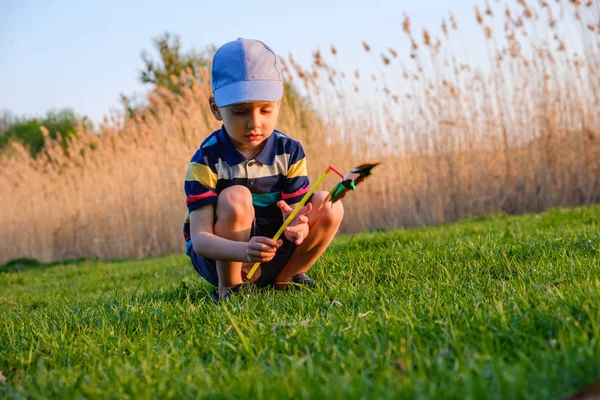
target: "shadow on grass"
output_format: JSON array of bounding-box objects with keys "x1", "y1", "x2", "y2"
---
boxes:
[{"x1": 0, "y1": 257, "x2": 138, "y2": 274}]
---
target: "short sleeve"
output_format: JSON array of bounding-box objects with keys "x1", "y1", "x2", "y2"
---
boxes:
[{"x1": 184, "y1": 150, "x2": 218, "y2": 212}]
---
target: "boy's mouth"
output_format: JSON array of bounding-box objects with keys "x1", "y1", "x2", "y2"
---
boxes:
[{"x1": 246, "y1": 134, "x2": 262, "y2": 141}]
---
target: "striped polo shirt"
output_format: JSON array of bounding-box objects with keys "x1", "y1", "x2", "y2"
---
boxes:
[{"x1": 183, "y1": 127, "x2": 310, "y2": 242}]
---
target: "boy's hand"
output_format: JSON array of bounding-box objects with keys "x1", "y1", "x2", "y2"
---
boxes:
[
  {"x1": 277, "y1": 200, "x2": 312, "y2": 246},
  {"x1": 245, "y1": 236, "x2": 282, "y2": 263}
]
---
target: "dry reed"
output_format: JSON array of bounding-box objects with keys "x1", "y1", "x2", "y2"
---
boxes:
[{"x1": 1, "y1": 0, "x2": 599, "y2": 264}]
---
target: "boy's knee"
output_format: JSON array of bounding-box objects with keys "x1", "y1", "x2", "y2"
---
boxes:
[
  {"x1": 324, "y1": 199, "x2": 344, "y2": 225},
  {"x1": 217, "y1": 185, "x2": 254, "y2": 222},
  {"x1": 312, "y1": 191, "x2": 344, "y2": 225}
]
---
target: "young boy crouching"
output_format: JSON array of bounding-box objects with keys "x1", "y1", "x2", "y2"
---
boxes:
[{"x1": 183, "y1": 38, "x2": 344, "y2": 300}]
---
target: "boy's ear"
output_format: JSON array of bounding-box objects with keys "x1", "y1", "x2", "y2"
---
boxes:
[{"x1": 208, "y1": 96, "x2": 223, "y2": 121}]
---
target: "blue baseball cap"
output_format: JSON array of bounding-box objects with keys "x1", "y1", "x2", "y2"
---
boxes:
[{"x1": 211, "y1": 38, "x2": 283, "y2": 107}]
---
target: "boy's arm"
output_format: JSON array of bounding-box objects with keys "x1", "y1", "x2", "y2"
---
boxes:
[
  {"x1": 185, "y1": 149, "x2": 250, "y2": 262},
  {"x1": 189, "y1": 205, "x2": 282, "y2": 262},
  {"x1": 278, "y1": 141, "x2": 312, "y2": 244},
  {"x1": 189, "y1": 205, "x2": 248, "y2": 262}
]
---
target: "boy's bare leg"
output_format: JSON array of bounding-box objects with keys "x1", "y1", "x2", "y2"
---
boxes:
[
  {"x1": 274, "y1": 191, "x2": 344, "y2": 289},
  {"x1": 214, "y1": 185, "x2": 254, "y2": 295}
]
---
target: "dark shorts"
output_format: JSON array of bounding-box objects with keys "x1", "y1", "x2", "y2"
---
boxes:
[{"x1": 185, "y1": 215, "x2": 297, "y2": 287}]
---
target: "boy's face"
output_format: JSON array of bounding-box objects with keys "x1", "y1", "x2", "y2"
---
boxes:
[{"x1": 209, "y1": 97, "x2": 280, "y2": 152}]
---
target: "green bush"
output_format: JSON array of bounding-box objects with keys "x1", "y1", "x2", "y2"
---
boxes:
[{"x1": 0, "y1": 109, "x2": 79, "y2": 157}]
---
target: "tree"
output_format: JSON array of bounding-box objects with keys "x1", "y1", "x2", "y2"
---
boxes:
[{"x1": 139, "y1": 32, "x2": 215, "y2": 94}]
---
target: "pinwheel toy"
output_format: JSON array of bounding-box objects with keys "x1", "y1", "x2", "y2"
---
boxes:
[
  {"x1": 246, "y1": 162, "x2": 380, "y2": 279},
  {"x1": 326, "y1": 163, "x2": 380, "y2": 204}
]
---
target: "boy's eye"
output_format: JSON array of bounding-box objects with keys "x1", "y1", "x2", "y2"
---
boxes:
[{"x1": 229, "y1": 105, "x2": 274, "y2": 115}]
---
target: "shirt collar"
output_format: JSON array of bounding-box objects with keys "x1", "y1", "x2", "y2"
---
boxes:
[
  {"x1": 254, "y1": 131, "x2": 277, "y2": 166},
  {"x1": 217, "y1": 126, "x2": 277, "y2": 166}
]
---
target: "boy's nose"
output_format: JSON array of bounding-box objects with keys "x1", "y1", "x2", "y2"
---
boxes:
[{"x1": 247, "y1": 110, "x2": 262, "y2": 129}]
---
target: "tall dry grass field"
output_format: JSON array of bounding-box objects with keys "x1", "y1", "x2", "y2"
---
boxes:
[{"x1": 1, "y1": 0, "x2": 599, "y2": 264}]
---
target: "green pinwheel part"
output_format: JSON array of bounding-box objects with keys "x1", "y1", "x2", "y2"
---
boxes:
[
  {"x1": 331, "y1": 182, "x2": 346, "y2": 197},
  {"x1": 329, "y1": 180, "x2": 357, "y2": 203}
]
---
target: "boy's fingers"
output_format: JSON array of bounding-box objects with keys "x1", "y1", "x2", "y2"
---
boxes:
[
  {"x1": 267, "y1": 238, "x2": 281, "y2": 248},
  {"x1": 248, "y1": 249, "x2": 276, "y2": 260},
  {"x1": 250, "y1": 251, "x2": 268, "y2": 261},
  {"x1": 261, "y1": 241, "x2": 278, "y2": 250},
  {"x1": 286, "y1": 225, "x2": 303, "y2": 233},
  {"x1": 293, "y1": 203, "x2": 311, "y2": 216},
  {"x1": 254, "y1": 236, "x2": 281, "y2": 248},
  {"x1": 277, "y1": 200, "x2": 293, "y2": 213},
  {"x1": 302, "y1": 203, "x2": 313, "y2": 215},
  {"x1": 295, "y1": 232, "x2": 305, "y2": 245},
  {"x1": 251, "y1": 243, "x2": 277, "y2": 252}
]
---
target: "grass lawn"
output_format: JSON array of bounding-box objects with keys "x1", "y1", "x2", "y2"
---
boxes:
[{"x1": 1, "y1": 206, "x2": 599, "y2": 399}]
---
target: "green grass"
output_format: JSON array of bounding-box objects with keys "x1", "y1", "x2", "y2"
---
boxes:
[{"x1": 1, "y1": 206, "x2": 599, "y2": 399}]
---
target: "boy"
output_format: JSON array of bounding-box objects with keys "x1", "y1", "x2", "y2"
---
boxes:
[{"x1": 183, "y1": 38, "x2": 344, "y2": 300}]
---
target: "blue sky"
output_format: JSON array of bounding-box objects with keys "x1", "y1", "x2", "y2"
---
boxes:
[{"x1": 0, "y1": 0, "x2": 490, "y2": 123}]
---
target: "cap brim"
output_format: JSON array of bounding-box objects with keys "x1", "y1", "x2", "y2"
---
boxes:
[{"x1": 214, "y1": 80, "x2": 283, "y2": 107}]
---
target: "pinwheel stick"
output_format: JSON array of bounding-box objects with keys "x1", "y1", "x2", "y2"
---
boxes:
[{"x1": 246, "y1": 165, "x2": 343, "y2": 280}]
